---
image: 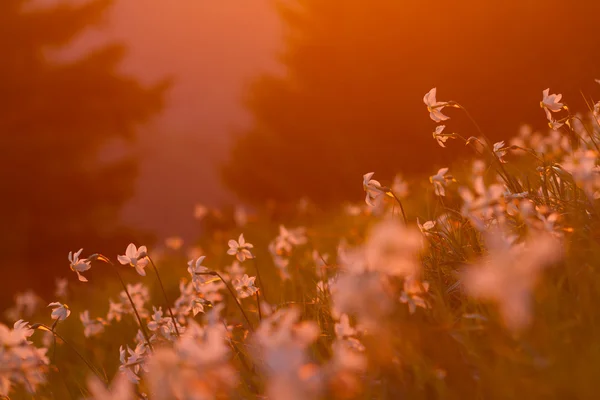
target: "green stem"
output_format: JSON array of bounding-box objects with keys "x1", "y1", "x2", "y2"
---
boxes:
[
  {"x1": 33, "y1": 323, "x2": 107, "y2": 386},
  {"x1": 94, "y1": 255, "x2": 153, "y2": 351},
  {"x1": 197, "y1": 271, "x2": 254, "y2": 332},
  {"x1": 387, "y1": 190, "x2": 408, "y2": 224},
  {"x1": 148, "y1": 256, "x2": 181, "y2": 337},
  {"x1": 252, "y1": 257, "x2": 269, "y2": 303}
]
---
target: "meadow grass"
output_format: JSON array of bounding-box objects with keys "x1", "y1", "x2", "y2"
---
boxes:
[{"x1": 3, "y1": 86, "x2": 600, "y2": 399}]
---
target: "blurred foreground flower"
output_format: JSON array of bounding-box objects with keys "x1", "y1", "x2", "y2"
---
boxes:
[
  {"x1": 86, "y1": 373, "x2": 133, "y2": 400},
  {"x1": 463, "y1": 232, "x2": 562, "y2": 332}
]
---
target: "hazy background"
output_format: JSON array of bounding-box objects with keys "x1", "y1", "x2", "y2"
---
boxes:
[
  {"x1": 3, "y1": 0, "x2": 600, "y2": 305},
  {"x1": 59, "y1": 0, "x2": 282, "y2": 240}
]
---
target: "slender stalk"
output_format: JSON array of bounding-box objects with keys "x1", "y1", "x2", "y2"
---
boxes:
[
  {"x1": 148, "y1": 256, "x2": 181, "y2": 337},
  {"x1": 256, "y1": 292, "x2": 263, "y2": 321},
  {"x1": 32, "y1": 323, "x2": 107, "y2": 385},
  {"x1": 196, "y1": 271, "x2": 254, "y2": 332},
  {"x1": 92, "y1": 255, "x2": 153, "y2": 351},
  {"x1": 387, "y1": 190, "x2": 408, "y2": 224},
  {"x1": 252, "y1": 257, "x2": 269, "y2": 303},
  {"x1": 454, "y1": 102, "x2": 519, "y2": 193}
]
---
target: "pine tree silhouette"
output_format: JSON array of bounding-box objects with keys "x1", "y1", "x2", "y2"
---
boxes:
[{"x1": 0, "y1": 0, "x2": 169, "y2": 305}]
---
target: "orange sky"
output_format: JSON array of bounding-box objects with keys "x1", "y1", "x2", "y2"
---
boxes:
[{"x1": 59, "y1": 0, "x2": 282, "y2": 240}]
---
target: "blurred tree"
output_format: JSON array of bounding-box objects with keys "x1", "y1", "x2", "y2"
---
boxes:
[
  {"x1": 0, "y1": 0, "x2": 168, "y2": 305},
  {"x1": 224, "y1": 0, "x2": 600, "y2": 206}
]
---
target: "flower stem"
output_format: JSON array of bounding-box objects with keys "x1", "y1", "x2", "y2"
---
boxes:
[
  {"x1": 148, "y1": 256, "x2": 181, "y2": 337},
  {"x1": 197, "y1": 271, "x2": 254, "y2": 332},
  {"x1": 32, "y1": 323, "x2": 107, "y2": 386},
  {"x1": 387, "y1": 190, "x2": 408, "y2": 224},
  {"x1": 94, "y1": 255, "x2": 153, "y2": 351},
  {"x1": 252, "y1": 257, "x2": 268, "y2": 303}
]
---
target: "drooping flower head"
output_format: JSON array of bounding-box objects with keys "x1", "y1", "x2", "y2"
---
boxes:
[
  {"x1": 48, "y1": 302, "x2": 70, "y2": 321},
  {"x1": 69, "y1": 248, "x2": 91, "y2": 282},
  {"x1": 424, "y1": 88, "x2": 450, "y2": 122}
]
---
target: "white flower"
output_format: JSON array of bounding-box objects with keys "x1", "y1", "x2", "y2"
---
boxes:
[
  {"x1": 86, "y1": 373, "x2": 133, "y2": 400},
  {"x1": 430, "y1": 167, "x2": 450, "y2": 196},
  {"x1": 69, "y1": 248, "x2": 91, "y2": 282},
  {"x1": 493, "y1": 141, "x2": 508, "y2": 163},
  {"x1": 399, "y1": 277, "x2": 430, "y2": 314},
  {"x1": 232, "y1": 274, "x2": 259, "y2": 299},
  {"x1": 417, "y1": 218, "x2": 436, "y2": 236},
  {"x1": 463, "y1": 233, "x2": 562, "y2": 331},
  {"x1": 48, "y1": 302, "x2": 70, "y2": 321},
  {"x1": 363, "y1": 172, "x2": 385, "y2": 207},
  {"x1": 365, "y1": 219, "x2": 423, "y2": 277},
  {"x1": 432, "y1": 125, "x2": 452, "y2": 148},
  {"x1": 117, "y1": 243, "x2": 149, "y2": 276},
  {"x1": 423, "y1": 88, "x2": 450, "y2": 122},
  {"x1": 80, "y1": 311, "x2": 105, "y2": 338},
  {"x1": 119, "y1": 344, "x2": 147, "y2": 384},
  {"x1": 541, "y1": 88, "x2": 564, "y2": 112},
  {"x1": 187, "y1": 256, "x2": 209, "y2": 288},
  {"x1": 227, "y1": 234, "x2": 254, "y2": 262}
]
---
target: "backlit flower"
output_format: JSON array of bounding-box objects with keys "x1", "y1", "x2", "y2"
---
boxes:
[
  {"x1": 423, "y1": 88, "x2": 450, "y2": 122},
  {"x1": 117, "y1": 243, "x2": 149, "y2": 276},
  {"x1": 430, "y1": 167, "x2": 450, "y2": 196},
  {"x1": 48, "y1": 302, "x2": 70, "y2": 321},
  {"x1": 363, "y1": 172, "x2": 385, "y2": 207},
  {"x1": 69, "y1": 248, "x2": 91, "y2": 282},
  {"x1": 232, "y1": 274, "x2": 258, "y2": 299},
  {"x1": 227, "y1": 234, "x2": 254, "y2": 262}
]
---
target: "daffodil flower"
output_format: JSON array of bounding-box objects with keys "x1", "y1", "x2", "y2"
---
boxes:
[
  {"x1": 232, "y1": 274, "x2": 258, "y2": 299},
  {"x1": 541, "y1": 88, "x2": 564, "y2": 112},
  {"x1": 118, "y1": 243, "x2": 149, "y2": 276},
  {"x1": 69, "y1": 248, "x2": 91, "y2": 282},
  {"x1": 227, "y1": 234, "x2": 254, "y2": 262},
  {"x1": 48, "y1": 302, "x2": 70, "y2": 321},
  {"x1": 430, "y1": 167, "x2": 451, "y2": 197},
  {"x1": 363, "y1": 172, "x2": 385, "y2": 207},
  {"x1": 493, "y1": 141, "x2": 508, "y2": 163},
  {"x1": 423, "y1": 88, "x2": 450, "y2": 122}
]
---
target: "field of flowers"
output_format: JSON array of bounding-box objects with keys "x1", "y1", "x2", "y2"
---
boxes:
[{"x1": 3, "y1": 84, "x2": 600, "y2": 399}]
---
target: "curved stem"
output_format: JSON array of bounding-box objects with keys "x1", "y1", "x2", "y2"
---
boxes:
[
  {"x1": 94, "y1": 255, "x2": 153, "y2": 351},
  {"x1": 148, "y1": 256, "x2": 181, "y2": 337},
  {"x1": 387, "y1": 190, "x2": 408, "y2": 224},
  {"x1": 33, "y1": 323, "x2": 107, "y2": 385},
  {"x1": 196, "y1": 271, "x2": 254, "y2": 332},
  {"x1": 252, "y1": 257, "x2": 268, "y2": 303}
]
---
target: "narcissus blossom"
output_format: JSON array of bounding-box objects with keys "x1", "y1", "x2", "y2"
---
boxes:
[
  {"x1": 48, "y1": 302, "x2": 70, "y2": 321},
  {"x1": 69, "y1": 248, "x2": 91, "y2": 282},
  {"x1": 227, "y1": 234, "x2": 254, "y2": 262},
  {"x1": 118, "y1": 244, "x2": 149, "y2": 276},
  {"x1": 430, "y1": 168, "x2": 451, "y2": 196},
  {"x1": 423, "y1": 88, "x2": 450, "y2": 122},
  {"x1": 363, "y1": 172, "x2": 385, "y2": 207},
  {"x1": 232, "y1": 274, "x2": 259, "y2": 299}
]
